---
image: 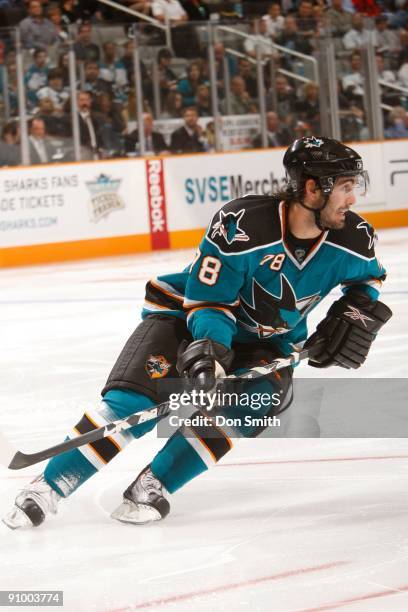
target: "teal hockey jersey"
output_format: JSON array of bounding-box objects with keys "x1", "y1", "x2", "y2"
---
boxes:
[{"x1": 142, "y1": 195, "x2": 386, "y2": 356}]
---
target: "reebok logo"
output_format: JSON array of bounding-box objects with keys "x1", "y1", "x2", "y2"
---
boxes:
[{"x1": 344, "y1": 305, "x2": 374, "y2": 327}]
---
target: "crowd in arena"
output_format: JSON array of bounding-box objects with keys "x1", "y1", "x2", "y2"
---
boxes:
[{"x1": 0, "y1": 0, "x2": 407, "y2": 165}]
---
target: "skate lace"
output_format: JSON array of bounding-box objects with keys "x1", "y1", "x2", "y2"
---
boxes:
[{"x1": 142, "y1": 470, "x2": 162, "y2": 496}]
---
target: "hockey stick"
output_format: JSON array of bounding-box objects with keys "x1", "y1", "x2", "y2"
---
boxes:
[{"x1": 7, "y1": 342, "x2": 321, "y2": 470}]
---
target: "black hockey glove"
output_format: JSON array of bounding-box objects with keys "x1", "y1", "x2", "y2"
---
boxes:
[
  {"x1": 176, "y1": 339, "x2": 234, "y2": 392},
  {"x1": 305, "y1": 290, "x2": 392, "y2": 369}
]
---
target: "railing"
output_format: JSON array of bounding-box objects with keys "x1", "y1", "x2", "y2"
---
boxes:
[
  {"x1": 216, "y1": 24, "x2": 319, "y2": 85},
  {"x1": 0, "y1": 15, "x2": 406, "y2": 168},
  {"x1": 97, "y1": 0, "x2": 172, "y2": 49}
]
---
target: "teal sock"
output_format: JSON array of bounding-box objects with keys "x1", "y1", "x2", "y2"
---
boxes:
[
  {"x1": 45, "y1": 389, "x2": 156, "y2": 497},
  {"x1": 151, "y1": 432, "x2": 208, "y2": 494}
]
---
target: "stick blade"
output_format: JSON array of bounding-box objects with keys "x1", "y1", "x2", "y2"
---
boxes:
[{"x1": 8, "y1": 451, "x2": 36, "y2": 470}]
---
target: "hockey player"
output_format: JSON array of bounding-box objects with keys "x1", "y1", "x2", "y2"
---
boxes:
[{"x1": 3, "y1": 137, "x2": 392, "y2": 529}]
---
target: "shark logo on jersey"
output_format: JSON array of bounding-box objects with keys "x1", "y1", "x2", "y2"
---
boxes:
[
  {"x1": 343, "y1": 305, "x2": 374, "y2": 327},
  {"x1": 239, "y1": 274, "x2": 321, "y2": 338},
  {"x1": 304, "y1": 137, "x2": 324, "y2": 149},
  {"x1": 145, "y1": 355, "x2": 172, "y2": 379},
  {"x1": 211, "y1": 209, "x2": 249, "y2": 245},
  {"x1": 357, "y1": 221, "x2": 376, "y2": 250}
]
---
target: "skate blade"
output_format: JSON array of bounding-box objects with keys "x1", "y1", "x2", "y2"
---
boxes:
[
  {"x1": 2, "y1": 506, "x2": 33, "y2": 530},
  {"x1": 111, "y1": 499, "x2": 162, "y2": 525}
]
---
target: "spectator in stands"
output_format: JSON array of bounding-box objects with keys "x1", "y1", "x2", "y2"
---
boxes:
[
  {"x1": 73, "y1": 22, "x2": 100, "y2": 63},
  {"x1": 99, "y1": 42, "x2": 128, "y2": 103},
  {"x1": 337, "y1": 79, "x2": 368, "y2": 141},
  {"x1": 275, "y1": 15, "x2": 314, "y2": 58},
  {"x1": 60, "y1": 0, "x2": 81, "y2": 26},
  {"x1": 252, "y1": 111, "x2": 292, "y2": 148},
  {"x1": 122, "y1": 88, "x2": 152, "y2": 123},
  {"x1": 157, "y1": 48, "x2": 177, "y2": 100},
  {"x1": 342, "y1": 13, "x2": 370, "y2": 51},
  {"x1": 24, "y1": 48, "x2": 49, "y2": 109},
  {"x1": 293, "y1": 119, "x2": 312, "y2": 139},
  {"x1": 28, "y1": 117, "x2": 57, "y2": 164},
  {"x1": 295, "y1": 0, "x2": 317, "y2": 41},
  {"x1": 151, "y1": 0, "x2": 187, "y2": 24},
  {"x1": 244, "y1": 17, "x2": 275, "y2": 60},
  {"x1": 57, "y1": 51, "x2": 70, "y2": 87},
  {"x1": 373, "y1": 14, "x2": 401, "y2": 56},
  {"x1": 74, "y1": 90, "x2": 104, "y2": 157},
  {"x1": 397, "y1": 29, "x2": 408, "y2": 70},
  {"x1": 177, "y1": 61, "x2": 206, "y2": 107},
  {"x1": 0, "y1": 121, "x2": 20, "y2": 167},
  {"x1": 213, "y1": 42, "x2": 237, "y2": 100},
  {"x1": 237, "y1": 57, "x2": 257, "y2": 99},
  {"x1": 222, "y1": 75, "x2": 257, "y2": 115},
  {"x1": 384, "y1": 105, "x2": 408, "y2": 138},
  {"x1": 342, "y1": 51, "x2": 364, "y2": 105},
  {"x1": 398, "y1": 60, "x2": 408, "y2": 87},
  {"x1": 161, "y1": 90, "x2": 184, "y2": 118},
  {"x1": 154, "y1": 0, "x2": 201, "y2": 58},
  {"x1": 2, "y1": 57, "x2": 18, "y2": 116},
  {"x1": 19, "y1": 0, "x2": 59, "y2": 50},
  {"x1": 266, "y1": 75, "x2": 297, "y2": 122},
  {"x1": 36, "y1": 96, "x2": 67, "y2": 137},
  {"x1": 376, "y1": 53, "x2": 400, "y2": 107},
  {"x1": 93, "y1": 91, "x2": 126, "y2": 155},
  {"x1": 84, "y1": 61, "x2": 113, "y2": 98},
  {"x1": 312, "y1": 4, "x2": 325, "y2": 35},
  {"x1": 170, "y1": 106, "x2": 206, "y2": 153},
  {"x1": 325, "y1": 0, "x2": 353, "y2": 38},
  {"x1": 46, "y1": 4, "x2": 68, "y2": 44},
  {"x1": 126, "y1": 112, "x2": 168, "y2": 155},
  {"x1": 121, "y1": 41, "x2": 152, "y2": 103},
  {"x1": 196, "y1": 84, "x2": 211, "y2": 116},
  {"x1": 389, "y1": 0, "x2": 408, "y2": 29},
  {"x1": 376, "y1": 53, "x2": 397, "y2": 84},
  {"x1": 37, "y1": 68, "x2": 69, "y2": 111},
  {"x1": 262, "y1": 3, "x2": 284, "y2": 40},
  {"x1": 295, "y1": 81, "x2": 321, "y2": 133}
]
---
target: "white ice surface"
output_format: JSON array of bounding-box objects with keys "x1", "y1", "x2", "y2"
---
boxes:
[{"x1": 0, "y1": 228, "x2": 408, "y2": 612}]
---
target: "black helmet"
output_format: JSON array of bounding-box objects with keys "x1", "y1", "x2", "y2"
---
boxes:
[{"x1": 283, "y1": 136, "x2": 369, "y2": 196}]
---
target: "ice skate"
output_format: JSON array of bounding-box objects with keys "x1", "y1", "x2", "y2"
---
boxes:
[
  {"x1": 111, "y1": 465, "x2": 170, "y2": 525},
  {"x1": 2, "y1": 475, "x2": 61, "y2": 530}
]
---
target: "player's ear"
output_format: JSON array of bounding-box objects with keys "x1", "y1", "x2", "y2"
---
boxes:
[{"x1": 305, "y1": 178, "x2": 319, "y2": 195}]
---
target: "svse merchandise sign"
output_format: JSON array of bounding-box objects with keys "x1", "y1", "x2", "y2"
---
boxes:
[{"x1": 164, "y1": 149, "x2": 287, "y2": 231}]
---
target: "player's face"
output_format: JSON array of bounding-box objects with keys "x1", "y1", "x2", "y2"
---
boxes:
[{"x1": 319, "y1": 177, "x2": 358, "y2": 230}]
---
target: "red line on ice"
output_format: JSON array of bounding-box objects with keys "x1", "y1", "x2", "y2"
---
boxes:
[
  {"x1": 3, "y1": 455, "x2": 408, "y2": 481},
  {"x1": 218, "y1": 455, "x2": 408, "y2": 467},
  {"x1": 108, "y1": 561, "x2": 348, "y2": 611},
  {"x1": 298, "y1": 584, "x2": 408, "y2": 611}
]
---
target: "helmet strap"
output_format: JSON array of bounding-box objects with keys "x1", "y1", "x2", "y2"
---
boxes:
[{"x1": 298, "y1": 190, "x2": 330, "y2": 231}]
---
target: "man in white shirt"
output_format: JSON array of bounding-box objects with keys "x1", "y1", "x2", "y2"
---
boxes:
[
  {"x1": 262, "y1": 3, "x2": 284, "y2": 40},
  {"x1": 151, "y1": 0, "x2": 187, "y2": 24},
  {"x1": 244, "y1": 17, "x2": 276, "y2": 60},
  {"x1": 342, "y1": 52, "x2": 364, "y2": 101},
  {"x1": 342, "y1": 13, "x2": 370, "y2": 50}
]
